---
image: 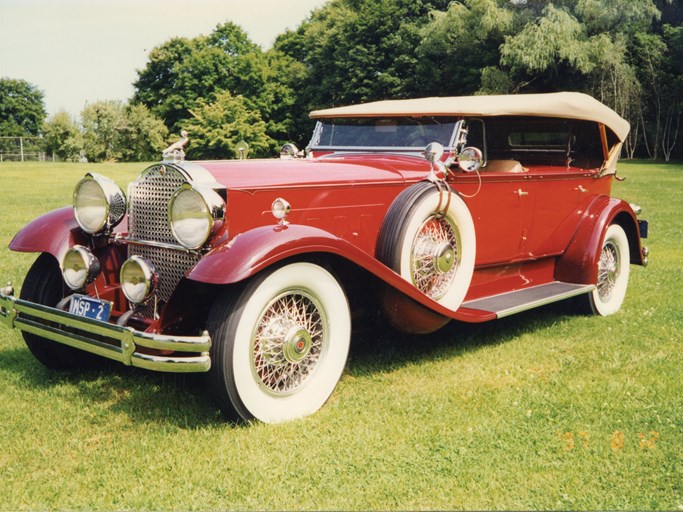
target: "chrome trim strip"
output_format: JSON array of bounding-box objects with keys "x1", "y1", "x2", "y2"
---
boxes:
[
  {"x1": 310, "y1": 145, "x2": 456, "y2": 152},
  {"x1": 0, "y1": 293, "x2": 211, "y2": 373},
  {"x1": 112, "y1": 234, "x2": 200, "y2": 254}
]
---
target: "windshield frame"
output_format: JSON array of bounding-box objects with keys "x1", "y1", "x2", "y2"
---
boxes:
[{"x1": 307, "y1": 117, "x2": 464, "y2": 155}]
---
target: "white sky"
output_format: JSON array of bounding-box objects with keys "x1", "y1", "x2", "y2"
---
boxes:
[{"x1": 0, "y1": 0, "x2": 327, "y2": 117}]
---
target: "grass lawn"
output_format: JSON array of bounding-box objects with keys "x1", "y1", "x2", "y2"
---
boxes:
[{"x1": 0, "y1": 160, "x2": 680, "y2": 510}]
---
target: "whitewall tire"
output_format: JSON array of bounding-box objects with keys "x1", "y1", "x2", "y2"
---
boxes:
[
  {"x1": 207, "y1": 262, "x2": 351, "y2": 423},
  {"x1": 587, "y1": 224, "x2": 630, "y2": 316},
  {"x1": 377, "y1": 182, "x2": 476, "y2": 310}
]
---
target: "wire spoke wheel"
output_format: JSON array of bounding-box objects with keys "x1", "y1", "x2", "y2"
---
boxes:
[
  {"x1": 596, "y1": 240, "x2": 619, "y2": 302},
  {"x1": 586, "y1": 224, "x2": 630, "y2": 316},
  {"x1": 411, "y1": 216, "x2": 460, "y2": 300},
  {"x1": 252, "y1": 291, "x2": 325, "y2": 395},
  {"x1": 208, "y1": 262, "x2": 351, "y2": 423}
]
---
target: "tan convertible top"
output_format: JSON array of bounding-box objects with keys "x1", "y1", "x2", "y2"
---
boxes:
[{"x1": 310, "y1": 92, "x2": 630, "y2": 142}]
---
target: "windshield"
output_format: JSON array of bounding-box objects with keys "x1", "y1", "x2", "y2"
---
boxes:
[{"x1": 310, "y1": 117, "x2": 460, "y2": 150}]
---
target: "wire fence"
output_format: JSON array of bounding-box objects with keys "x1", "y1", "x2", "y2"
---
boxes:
[{"x1": 0, "y1": 136, "x2": 51, "y2": 162}]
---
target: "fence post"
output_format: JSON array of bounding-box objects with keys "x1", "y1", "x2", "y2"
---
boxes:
[{"x1": 20, "y1": 137, "x2": 24, "y2": 162}]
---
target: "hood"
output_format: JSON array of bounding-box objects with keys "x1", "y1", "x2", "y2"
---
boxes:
[{"x1": 184, "y1": 153, "x2": 432, "y2": 191}]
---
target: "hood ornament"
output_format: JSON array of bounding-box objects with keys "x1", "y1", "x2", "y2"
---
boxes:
[{"x1": 162, "y1": 130, "x2": 189, "y2": 162}]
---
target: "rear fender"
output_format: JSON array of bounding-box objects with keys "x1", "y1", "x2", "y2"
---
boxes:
[
  {"x1": 9, "y1": 207, "x2": 86, "y2": 261},
  {"x1": 186, "y1": 224, "x2": 489, "y2": 322},
  {"x1": 555, "y1": 196, "x2": 643, "y2": 285}
]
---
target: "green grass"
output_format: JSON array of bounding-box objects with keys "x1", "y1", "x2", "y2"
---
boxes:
[{"x1": 0, "y1": 160, "x2": 680, "y2": 510}]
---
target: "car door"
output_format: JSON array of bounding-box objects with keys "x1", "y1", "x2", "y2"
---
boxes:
[
  {"x1": 452, "y1": 171, "x2": 532, "y2": 266},
  {"x1": 450, "y1": 118, "x2": 532, "y2": 266},
  {"x1": 523, "y1": 120, "x2": 607, "y2": 258}
]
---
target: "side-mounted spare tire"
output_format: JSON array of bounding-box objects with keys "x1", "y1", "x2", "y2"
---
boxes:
[{"x1": 376, "y1": 181, "x2": 476, "y2": 331}]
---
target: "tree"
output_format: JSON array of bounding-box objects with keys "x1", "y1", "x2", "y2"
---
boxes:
[
  {"x1": 184, "y1": 90, "x2": 272, "y2": 159},
  {"x1": 129, "y1": 0, "x2": 681, "y2": 160},
  {"x1": 499, "y1": 4, "x2": 598, "y2": 91},
  {"x1": 660, "y1": 24, "x2": 683, "y2": 160},
  {"x1": 576, "y1": 0, "x2": 660, "y2": 35},
  {"x1": 479, "y1": 0, "x2": 671, "y2": 160},
  {"x1": 43, "y1": 111, "x2": 83, "y2": 161},
  {"x1": 415, "y1": 0, "x2": 514, "y2": 95},
  {"x1": 81, "y1": 100, "x2": 126, "y2": 162},
  {"x1": 133, "y1": 23, "x2": 266, "y2": 134},
  {"x1": 0, "y1": 78, "x2": 46, "y2": 136},
  {"x1": 118, "y1": 104, "x2": 169, "y2": 162},
  {"x1": 272, "y1": 0, "x2": 451, "y2": 143},
  {"x1": 632, "y1": 31, "x2": 669, "y2": 159},
  {"x1": 276, "y1": 1, "x2": 451, "y2": 105},
  {"x1": 132, "y1": 37, "x2": 196, "y2": 132},
  {"x1": 80, "y1": 101, "x2": 169, "y2": 162}
]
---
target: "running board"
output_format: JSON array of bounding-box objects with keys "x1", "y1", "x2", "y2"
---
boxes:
[{"x1": 462, "y1": 282, "x2": 595, "y2": 319}]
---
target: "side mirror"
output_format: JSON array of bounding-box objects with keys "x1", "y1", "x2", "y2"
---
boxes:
[{"x1": 458, "y1": 147, "x2": 483, "y2": 173}]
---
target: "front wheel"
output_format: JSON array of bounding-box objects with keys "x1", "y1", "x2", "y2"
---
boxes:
[
  {"x1": 20, "y1": 253, "x2": 100, "y2": 370},
  {"x1": 585, "y1": 224, "x2": 630, "y2": 316},
  {"x1": 207, "y1": 262, "x2": 351, "y2": 423}
]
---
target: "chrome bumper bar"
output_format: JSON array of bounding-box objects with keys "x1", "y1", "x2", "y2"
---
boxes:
[{"x1": 0, "y1": 291, "x2": 211, "y2": 373}]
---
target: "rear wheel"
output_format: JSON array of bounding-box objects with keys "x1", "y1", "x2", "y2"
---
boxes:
[
  {"x1": 207, "y1": 262, "x2": 351, "y2": 423},
  {"x1": 585, "y1": 224, "x2": 630, "y2": 316},
  {"x1": 20, "y1": 253, "x2": 99, "y2": 370}
]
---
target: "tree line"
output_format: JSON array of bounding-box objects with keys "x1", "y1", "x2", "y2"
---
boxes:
[{"x1": 2, "y1": 0, "x2": 681, "y2": 162}]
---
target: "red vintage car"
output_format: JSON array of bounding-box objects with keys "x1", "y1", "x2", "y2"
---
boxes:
[{"x1": 0, "y1": 92, "x2": 648, "y2": 423}]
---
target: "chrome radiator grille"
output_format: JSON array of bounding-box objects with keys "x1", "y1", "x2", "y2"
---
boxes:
[
  {"x1": 129, "y1": 244, "x2": 200, "y2": 303},
  {"x1": 129, "y1": 165, "x2": 186, "y2": 245},
  {"x1": 127, "y1": 164, "x2": 200, "y2": 303}
]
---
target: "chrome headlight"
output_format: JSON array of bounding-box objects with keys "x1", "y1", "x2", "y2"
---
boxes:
[
  {"x1": 120, "y1": 256, "x2": 158, "y2": 304},
  {"x1": 61, "y1": 245, "x2": 101, "y2": 290},
  {"x1": 73, "y1": 173, "x2": 126, "y2": 234},
  {"x1": 168, "y1": 183, "x2": 225, "y2": 250}
]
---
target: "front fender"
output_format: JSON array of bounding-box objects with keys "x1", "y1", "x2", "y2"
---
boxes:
[
  {"x1": 187, "y1": 224, "x2": 354, "y2": 284},
  {"x1": 186, "y1": 224, "x2": 492, "y2": 322},
  {"x1": 555, "y1": 196, "x2": 642, "y2": 285},
  {"x1": 9, "y1": 207, "x2": 86, "y2": 261}
]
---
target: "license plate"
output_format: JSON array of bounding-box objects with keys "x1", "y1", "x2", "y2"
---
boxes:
[{"x1": 69, "y1": 294, "x2": 112, "y2": 322}]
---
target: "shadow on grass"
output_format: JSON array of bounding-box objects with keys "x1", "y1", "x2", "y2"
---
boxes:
[
  {"x1": 0, "y1": 344, "x2": 227, "y2": 429},
  {"x1": 349, "y1": 299, "x2": 581, "y2": 375},
  {"x1": 0, "y1": 300, "x2": 583, "y2": 427}
]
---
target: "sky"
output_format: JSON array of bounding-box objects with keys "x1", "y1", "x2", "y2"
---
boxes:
[{"x1": 0, "y1": 0, "x2": 327, "y2": 117}]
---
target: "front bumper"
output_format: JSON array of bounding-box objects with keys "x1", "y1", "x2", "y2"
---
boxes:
[{"x1": 0, "y1": 290, "x2": 211, "y2": 373}]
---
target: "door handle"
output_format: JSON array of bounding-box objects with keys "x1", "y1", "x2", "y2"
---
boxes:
[
  {"x1": 516, "y1": 188, "x2": 529, "y2": 197},
  {"x1": 575, "y1": 185, "x2": 587, "y2": 193}
]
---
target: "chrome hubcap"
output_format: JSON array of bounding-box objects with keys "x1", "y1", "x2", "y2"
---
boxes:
[
  {"x1": 411, "y1": 216, "x2": 460, "y2": 300},
  {"x1": 282, "y1": 326, "x2": 313, "y2": 364},
  {"x1": 252, "y1": 292, "x2": 324, "y2": 395},
  {"x1": 434, "y1": 242, "x2": 456, "y2": 274},
  {"x1": 597, "y1": 240, "x2": 619, "y2": 302}
]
